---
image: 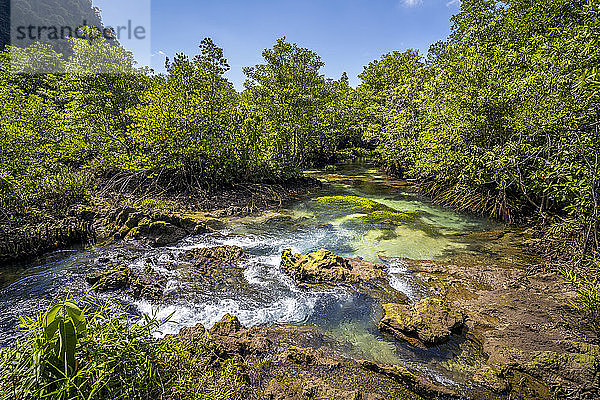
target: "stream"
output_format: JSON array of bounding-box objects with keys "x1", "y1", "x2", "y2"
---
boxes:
[{"x1": 0, "y1": 163, "x2": 504, "y2": 390}]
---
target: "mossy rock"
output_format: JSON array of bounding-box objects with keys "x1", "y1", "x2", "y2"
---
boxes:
[
  {"x1": 504, "y1": 369, "x2": 553, "y2": 400},
  {"x1": 178, "y1": 246, "x2": 248, "y2": 289},
  {"x1": 114, "y1": 225, "x2": 131, "y2": 239},
  {"x1": 181, "y1": 245, "x2": 247, "y2": 269},
  {"x1": 85, "y1": 265, "x2": 132, "y2": 291},
  {"x1": 279, "y1": 346, "x2": 314, "y2": 365},
  {"x1": 124, "y1": 212, "x2": 145, "y2": 228},
  {"x1": 359, "y1": 359, "x2": 458, "y2": 398},
  {"x1": 109, "y1": 206, "x2": 221, "y2": 246},
  {"x1": 125, "y1": 226, "x2": 140, "y2": 240},
  {"x1": 129, "y1": 276, "x2": 164, "y2": 300},
  {"x1": 280, "y1": 248, "x2": 358, "y2": 284},
  {"x1": 523, "y1": 348, "x2": 600, "y2": 397},
  {"x1": 355, "y1": 210, "x2": 420, "y2": 224},
  {"x1": 379, "y1": 298, "x2": 466, "y2": 346},
  {"x1": 472, "y1": 364, "x2": 510, "y2": 393},
  {"x1": 114, "y1": 206, "x2": 138, "y2": 225},
  {"x1": 209, "y1": 313, "x2": 243, "y2": 336},
  {"x1": 181, "y1": 214, "x2": 225, "y2": 231},
  {"x1": 85, "y1": 266, "x2": 165, "y2": 300}
]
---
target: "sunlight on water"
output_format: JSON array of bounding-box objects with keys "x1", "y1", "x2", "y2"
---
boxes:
[
  {"x1": 330, "y1": 320, "x2": 401, "y2": 365},
  {"x1": 350, "y1": 225, "x2": 466, "y2": 262}
]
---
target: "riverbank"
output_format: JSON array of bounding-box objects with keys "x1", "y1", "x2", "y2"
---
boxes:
[{"x1": 0, "y1": 177, "x2": 321, "y2": 264}]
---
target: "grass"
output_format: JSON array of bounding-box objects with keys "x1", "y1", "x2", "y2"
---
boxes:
[{"x1": 561, "y1": 263, "x2": 600, "y2": 336}]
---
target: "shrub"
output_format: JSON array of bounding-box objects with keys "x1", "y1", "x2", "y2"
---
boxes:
[
  {"x1": 40, "y1": 170, "x2": 92, "y2": 210},
  {"x1": 0, "y1": 297, "x2": 172, "y2": 400},
  {"x1": 0, "y1": 297, "x2": 250, "y2": 400}
]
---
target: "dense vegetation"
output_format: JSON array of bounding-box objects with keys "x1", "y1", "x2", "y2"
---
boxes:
[
  {"x1": 0, "y1": 31, "x2": 364, "y2": 261},
  {"x1": 1, "y1": 0, "x2": 598, "y2": 256},
  {"x1": 357, "y1": 0, "x2": 600, "y2": 259}
]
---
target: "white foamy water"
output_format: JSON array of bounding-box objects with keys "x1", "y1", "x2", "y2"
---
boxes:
[
  {"x1": 136, "y1": 292, "x2": 324, "y2": 337},
  {"x1": 386, "y1": 260, "x2": 417, "y2": 300}
]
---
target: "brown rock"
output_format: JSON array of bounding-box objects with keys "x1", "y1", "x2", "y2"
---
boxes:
[
  {"x1": 379, "y1": 298, "x2": 466, "y2": 346},
  {"x1": 210, "y1": 313, "x2": 243, "y2": 336},
  {"x1": 280, "y1": 248, "x2": 358, "y2": 283}
]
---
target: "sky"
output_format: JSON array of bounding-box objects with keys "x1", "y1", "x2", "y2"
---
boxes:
[{"x1": 96, "y1": 0, "x2": 462, "y2": 90}]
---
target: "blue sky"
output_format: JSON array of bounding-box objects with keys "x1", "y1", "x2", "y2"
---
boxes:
[{"x1": 101, "y1": 0, "x2": 462, "y2": 90}]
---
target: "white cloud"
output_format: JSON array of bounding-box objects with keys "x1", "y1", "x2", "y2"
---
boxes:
[
  {"x1": 151, "y1": 50, "x2": 167, "y2": 57},
  {"x1": 446, "y1": 0, "x2": 460, "y2": 6},
  {"x1": 402, "y1": 0, "x2": 422, "y2": 6}
]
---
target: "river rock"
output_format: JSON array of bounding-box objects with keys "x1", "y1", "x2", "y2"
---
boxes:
[
  {"x1": 280, "y1": 248, "x2": 359, "y2": 283},
  {"x1": 178, "y1": 245, "x2": 248, "y2": 289},
  {"x1": 108, "y1": 205, "x2": 217, "y2": 246},
  {"x1": 280, "y1": 249, "x2": 407, "y2": 303},
  {"x1": 209, "y1": 313, "x2": 243, "y2": 336},
  {"x1": 85, "y1": 265, "x2": 165, "y2": 300},
  {"x1": 279, "y1": 346, "x2": 315, "y2": 365},
  {"x1": 169, "y1": 314, "x2": 447, "y2": 400},
  {"x1": 85, "y1": 265, "x2": 132, "y2": 291},
  {"x1": 359, "y1": 359, "x2": 459, "y2": 398},
  {"x1": 181, "y1": 245, "x2": 247, "y2": 268},
  {"x1": 379, "y1": 298, "x2": 466, "y2": 346}
]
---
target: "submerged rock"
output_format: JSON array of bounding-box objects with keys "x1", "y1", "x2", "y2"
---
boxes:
[
  {"x1": 355, "y1": 210, "x2": 419, "y2": 224},
  {"x1": 359, "y1": 359, "x2": 459, "y2": 398},
  {"x1": 85, "y1": 266, "x2": 164, "y2": 300},
  {"x1": 379, "y1": 298, "x2": 466, "y2": 346},
  {"x1": 315, "y1": 195, "x2": 394, "y2": 212}
]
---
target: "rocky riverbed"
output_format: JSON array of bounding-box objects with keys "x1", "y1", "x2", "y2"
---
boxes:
[{"x1": 1, "y1": 164, "x2": 597, "y2": 399}]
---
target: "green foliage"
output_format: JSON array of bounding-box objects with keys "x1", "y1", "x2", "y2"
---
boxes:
[
  {"x1": 0, "y1": 298, "x2": 171, "y2": 399},
  {"x1": 243, "y1": 38, "x2": 359, "y2": 169},
  {"x1": 359, "y1": 0, "x2": 600, "y2": 250},
  {"x1": 167, "y1": 334, "x2": 249, "y2": 400},
  {"x1": 0, "y1": 298, "x2": 249, "y2": 400},
  {"x1": 0, "y1": 35, "x2": 360, "y2": 232},
  {"x1": 127, "y1": 38, "x2": 245, "y2": 188}
]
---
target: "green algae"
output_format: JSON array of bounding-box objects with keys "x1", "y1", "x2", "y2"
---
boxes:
[
  {"x1": 357, "y1": 210, "x2": 419, "y2": 223},
  {"x1": 315, "y1": 195, "x2": 394, "y2": 212}
]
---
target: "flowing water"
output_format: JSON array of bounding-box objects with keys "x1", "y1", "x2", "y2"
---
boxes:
[{"x1": 0, "y1": 162, "x2": 503, "y2": 389}]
